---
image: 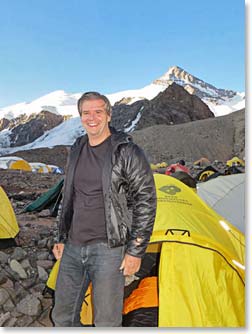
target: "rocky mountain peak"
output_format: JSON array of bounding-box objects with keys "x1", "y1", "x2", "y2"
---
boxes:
[
  {"x1": 153, "y1": 65, "x2": 237, "y2": 102},
  {"x1": 153, "y1": 65, "x2": 201, "y2": 86},
  {"x1": 111, "y1": 83, "x2": 214, "y2": 132},
  {"x1": 165, "y1": 65, "x2": 195, "y2": 83}
]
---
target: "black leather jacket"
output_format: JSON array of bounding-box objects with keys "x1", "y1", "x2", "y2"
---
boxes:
[{"x1": 58, "y1": 128, "x2": 157, "y2": 258}]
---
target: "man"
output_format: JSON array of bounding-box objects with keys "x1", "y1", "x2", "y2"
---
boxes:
[{"x1": 51, "y1": 92, "x2": 156, "y2": 327}]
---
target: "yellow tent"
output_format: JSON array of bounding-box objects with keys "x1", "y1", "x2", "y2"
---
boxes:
[
  {"x1": 47, "y1": 174, "x2": 245, "y2": 327},
  {"x1": 150, "y1": 163, "x2": 158, "y2": 171},
  {"x1": 198, "y1": 169, "x2": 215, "y2": 181},
  {"x1": 149, "y1": 174, "x2": 244, "y2": 327},
  {"x1": 0, "y1": 186, "x2": 19, "y2": 243},
  {"x1": 226, "y1": 156, "x2": 245, "y2": 167},
  {"x1": 156, "y1": 162, "x2": 167, "y2": 168},
  {"x1": 47, "y1": 259, "x2": 93, "y2": 325},
  {"x1": 37, "y1": 165, "x2": 51, "y2": 173},
  {"x1": 8, "y1": 159, "x2": 32, "y2": 171},
  {"x1": 46, "y1": 258, "x2": 61, "y2": 290},
  {"x1": 29, "y1": 162, "x2": 52, "y2": 173},
  {"x1": 0, "y1": 156, "x2": 32, "y2": 172}
]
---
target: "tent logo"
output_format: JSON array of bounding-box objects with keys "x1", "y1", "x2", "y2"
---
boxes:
[{"x1": 159, "y1": 185, "x2": 181, "y2": 195}]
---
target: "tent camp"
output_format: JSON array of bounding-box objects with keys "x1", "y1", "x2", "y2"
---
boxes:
[
  {"x1": 0, "y1": 156, "x2": 32, "y2": 172},
  {"x1": 197, "y1": 173, "x2": 245, "y2": 233},
  {"x1": 0, "y1": 186, "x2": 19, "y2": 248},
  {"x1": 46, "y1": 174, "x2": 245, "y2": 327}
]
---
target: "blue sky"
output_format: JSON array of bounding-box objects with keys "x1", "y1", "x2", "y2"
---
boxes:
[{"x1": 0, "y1": 0, "x2": 245, "y2": 107}]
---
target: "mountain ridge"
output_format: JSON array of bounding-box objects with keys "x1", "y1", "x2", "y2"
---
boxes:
[{"x1": 0, "y1": 65, "x2": 245, "y2": 120}]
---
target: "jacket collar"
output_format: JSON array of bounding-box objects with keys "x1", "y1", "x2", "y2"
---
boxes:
[{"x1": 109, "y1": 126, "x2": 132, "y2": 147}]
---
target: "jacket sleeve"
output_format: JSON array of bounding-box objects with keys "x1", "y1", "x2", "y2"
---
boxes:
[{"x1": 122, "y1": 143, "x2": 157, "y2": 258}]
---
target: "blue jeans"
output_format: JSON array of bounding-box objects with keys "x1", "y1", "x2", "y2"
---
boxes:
[{"x1": 51, "y1": 242, "x2": 125, "y2": 327}]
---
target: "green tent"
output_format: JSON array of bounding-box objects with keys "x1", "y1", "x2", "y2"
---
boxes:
[{"x1": 24, "y1": 178, "x2": 64, "y2": 217}]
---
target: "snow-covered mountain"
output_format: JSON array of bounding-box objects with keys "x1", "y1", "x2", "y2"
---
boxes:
[
  {"x1": 0, "y1": 65, "x2": 245, "y2": 156},
  {"x1": 0, "y1": 90, "x2": 81, "y2": 120},
  {"x1": 0, "y1": 65, "x2": 245, "y2": 121}
]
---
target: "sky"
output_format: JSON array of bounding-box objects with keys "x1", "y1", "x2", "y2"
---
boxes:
[{"x1": 0, "y1": 0, "x2": 246, "y2": 108}]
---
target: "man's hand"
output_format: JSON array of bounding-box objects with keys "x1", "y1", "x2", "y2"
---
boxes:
[
  {"x1": 120, "y1": 253, "x2": 141, "y2": 276},
  {"x1": 52, "y1": 243, "x2": 65, "y2": 260}
]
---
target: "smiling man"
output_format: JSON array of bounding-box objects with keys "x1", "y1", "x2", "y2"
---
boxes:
[
  {"x1": 80, "y1": 98, "x2": 111, "y2": 145},
  {"x1": 51, "y1": 91, "x2": 157, "y2": 327}
]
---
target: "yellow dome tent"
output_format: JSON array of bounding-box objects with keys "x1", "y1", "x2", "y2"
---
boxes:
[
  {"x1": 0, "y1": 186, "x2": 19, "y2": 248},
  {"x1": 226, "y1": 156, "x2": 245, "y2": 167},
  {"x1": 29, "y1": 162, "x2": 52, "y2": 173},
  {"x1": 198, "y1": 169, "x2": 215, "y2": 181},
  {"x1": 150, "y1": 163, "x2": 158, "y2": 171},
  {"x1": 37, "y1": 165, "x2": 51, "y2": 173},
  {"x1": 8, "y1": 159, "x2": 32, "y2": 171},
  {"x1": 149, "y1": 174, "x2": 244, "y2": 327},
  {"x1": 46, "y1": 174, "x2": 245, "y2": 327},
  {"x1": 0, "y1": 156, "x2": 32, "y2": 172},
  {"x1": 156, "y1": 162, "x2": 167, "y2": 168}
]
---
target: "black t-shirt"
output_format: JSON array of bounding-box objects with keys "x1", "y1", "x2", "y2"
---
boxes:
[{"x1": 69, "y1": 136, "x2": 111, "y2": 245}]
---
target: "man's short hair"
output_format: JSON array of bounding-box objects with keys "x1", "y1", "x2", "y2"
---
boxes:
[{"x1": 77, "y1": 91, "x2": 112, "y2": 116}]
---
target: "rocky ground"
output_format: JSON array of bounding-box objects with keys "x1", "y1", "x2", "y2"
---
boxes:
[
  {"x1": 0, "y1": 218, "x2": 57, "y2": 327},
  {"x1": 0, "y1": 170, "x2": 62, "y2": 327}
]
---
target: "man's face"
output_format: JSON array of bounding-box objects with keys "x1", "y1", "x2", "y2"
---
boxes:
[{"x1": 80, "y1": 98, "x2": 111, "y2": 142}]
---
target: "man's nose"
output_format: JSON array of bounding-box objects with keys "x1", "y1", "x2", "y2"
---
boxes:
[{"x1": 86, "y1": 112, "x2": 95, "y2": 120}]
